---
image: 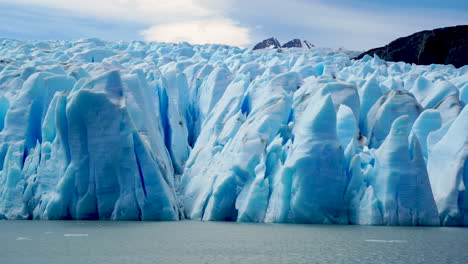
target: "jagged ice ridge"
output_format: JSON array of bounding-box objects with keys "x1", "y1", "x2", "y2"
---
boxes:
[{"x1": 0, "y1": 38, "x2": 467, "y2": 226}]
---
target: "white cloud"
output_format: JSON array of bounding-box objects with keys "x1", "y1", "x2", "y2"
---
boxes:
[
  {"x1": 6, "y1": 0, "x2": 214, "y2": 23},
  {"x1": 2, "y1": 0, "x2": 467, "y2": 49},
  {"x1": 140, "y1": 19, "x2": 251, "y2": 47},
  {"x1": 232, "y1": 0, "x2": 468, "y2": 49},
  {"x1": 5, "y1": 0, "x2": 252, "y2": 46}
]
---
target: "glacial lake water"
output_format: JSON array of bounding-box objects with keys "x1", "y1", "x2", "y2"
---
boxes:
[{"x1": 1, "y1": 220, "x2": 467, "y2": 264}]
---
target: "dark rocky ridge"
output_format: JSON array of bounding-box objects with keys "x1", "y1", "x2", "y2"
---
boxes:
[
  {"x1": 253, "y1": 37, "x2": 281, "y2": 50},
  {"x1": 282, "y1": 39, "x2": 314, "y2": 49},
  {"x1": 356, "y1": 25, "x2": 468, "y2": 68},
  {"x1": 253, "y1": 38, "x2": 314, "y2": 50}
]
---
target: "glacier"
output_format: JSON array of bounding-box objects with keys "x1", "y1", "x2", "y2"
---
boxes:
[{"x1": 0, "y1": 38, "x2": 466, "y2": 226}]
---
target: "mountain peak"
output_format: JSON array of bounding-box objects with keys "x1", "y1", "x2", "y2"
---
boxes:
[
  {"x1": 253, "y1": 38, "x2": 315, "y2": 50},
  {"x1": 252, "y1": 37, "x2": 281, "y2": 50},
  {"x1": 282, "y1": 39, "x2": 314, "y2": 49}
]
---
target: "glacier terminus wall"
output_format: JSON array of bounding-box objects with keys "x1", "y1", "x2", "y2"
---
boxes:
[{"x1": 0, "y1": 38, "x2": 466, "y2": 226}]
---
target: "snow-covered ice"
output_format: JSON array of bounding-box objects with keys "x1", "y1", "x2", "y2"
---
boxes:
[{"x1": 0, "y1": 38, "x2": 466, "y2": 225}]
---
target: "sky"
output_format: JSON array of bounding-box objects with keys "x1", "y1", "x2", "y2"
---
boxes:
[{"x1": 0, "y1": 0, "x2": 467, "y2": 50}]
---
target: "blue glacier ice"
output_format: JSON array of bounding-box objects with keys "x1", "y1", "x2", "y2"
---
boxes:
[{"x1": 0, "y1": 39, "x2": 466, "y2": 226}]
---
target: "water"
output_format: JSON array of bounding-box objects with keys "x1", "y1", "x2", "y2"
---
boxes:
[{"x1": 1, "y1": 220, "x2": 467, "y2": 264}]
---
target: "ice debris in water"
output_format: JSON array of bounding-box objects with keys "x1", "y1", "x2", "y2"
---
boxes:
[{"x1": 0, "y1": 39, "x2": 466, "y2": 226}]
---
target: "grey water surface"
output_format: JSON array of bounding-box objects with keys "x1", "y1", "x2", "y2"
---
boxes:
[{"x1": 1, "y1": 220, "x2": 467, "y2": 264}]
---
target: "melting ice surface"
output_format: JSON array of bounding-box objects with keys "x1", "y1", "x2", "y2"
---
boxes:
[{"x1": 0, "y1": 38, "x2": 466, "y2": 226}]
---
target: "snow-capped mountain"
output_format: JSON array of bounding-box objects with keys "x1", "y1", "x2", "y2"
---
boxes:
[
  {"x1": 0, "y1": 38, "x2": 466, "y2": 226},
  {"x1": 282, "y1": 39, "x2": 314, "y2": 49},
  {"x1": 252, "y1": 37, "x2": 282, "y2": 50},
  {"x1": 253, "y1": 38, "x2": 314, "y2": 50}
]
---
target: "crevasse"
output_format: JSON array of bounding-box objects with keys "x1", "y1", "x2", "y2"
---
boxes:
[{"x1": 0, "y1": 38, "x2": 466, "y2": 226}]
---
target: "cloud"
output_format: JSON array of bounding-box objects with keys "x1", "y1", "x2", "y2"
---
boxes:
[
  {"x1": 4, "y1": 0, "x2": 251, "y2": 46},
  {"x1": 0, "y1": 2, "x2": 144, "y2": 40},
  {"x1": 1, "y1": 0, "x2": 466, "y2": 49},
  {"x1": 5, "y1": 0, "x2": 214, "y2": 23},
  {"x1": 140, "y1": 19, "x2": 251, "y2": 47},
  {"x1": 230, "y1": 0, "x2": 468, "y2": 49}
]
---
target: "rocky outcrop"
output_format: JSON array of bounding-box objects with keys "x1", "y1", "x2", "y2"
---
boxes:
[
  {"x1": 357, "y1": 25, "x2": 468, "y2": 68},
  {"x1": 252, "y1": 38, "x2": 281, "y2": 50},
  {"x1": 282, "y1": 39, "x2": 314, "y2": 49},
  {"x1": 253, "y1": 38, "x2": 314, "y2": 50}
]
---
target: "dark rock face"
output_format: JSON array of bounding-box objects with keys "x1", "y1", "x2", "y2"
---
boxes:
[
  {"x1": 356, "y1": 25, "x2": 468, "y2": 68},
  {"x1": 253, "y1": 38, "x2": 281, "y2": 50},
  {"x1": 282, "y1": 39, "x2": 314, "y2": 49}
]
